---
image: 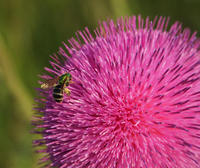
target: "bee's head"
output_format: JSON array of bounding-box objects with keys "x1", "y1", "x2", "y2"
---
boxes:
[
  {"x1": 59, "y1": 73, "x2": 72, "y2": 84},
  {"x1": 66, "y1": 73, "x2": 72, "y2": 81}
]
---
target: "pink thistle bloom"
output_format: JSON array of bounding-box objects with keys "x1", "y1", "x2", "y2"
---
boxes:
[{"x1": 33, "y1": 16, "x2": 200, "y2": 168}]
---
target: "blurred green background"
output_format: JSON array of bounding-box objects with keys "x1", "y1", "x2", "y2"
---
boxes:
[{"x1": 0, "y1": 0, "x2": 199, "y2": 167}]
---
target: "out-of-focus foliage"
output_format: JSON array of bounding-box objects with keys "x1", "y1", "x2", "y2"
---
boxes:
[{"x1": 0, "y1": 0, "x2": 199, "y2": 167}]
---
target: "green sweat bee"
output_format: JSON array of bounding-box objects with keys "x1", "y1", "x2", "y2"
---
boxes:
[{"x1": 41, "y1": 73, "x2": 72, "y2": 103}]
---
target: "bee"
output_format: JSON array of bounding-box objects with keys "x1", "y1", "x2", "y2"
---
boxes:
[{"x1": 41, "y1": 73, "x2": 72, "y2": 103}]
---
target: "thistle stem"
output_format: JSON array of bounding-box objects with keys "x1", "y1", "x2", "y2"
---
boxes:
[{"x1": 0, "y1": 34, "x2": 33, "y2": 121}]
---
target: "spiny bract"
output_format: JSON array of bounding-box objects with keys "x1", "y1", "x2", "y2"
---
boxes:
[{"x1": 33, "y1": 16, "x2": 200, "y2": 168}]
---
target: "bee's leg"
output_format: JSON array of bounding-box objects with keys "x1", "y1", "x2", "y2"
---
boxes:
[
  {"x1": 64, "y1": 87, "x2": 71, "y2": 96},
  {"x1": 69, "y1": 80, "x2": 74, "y2": 84}
]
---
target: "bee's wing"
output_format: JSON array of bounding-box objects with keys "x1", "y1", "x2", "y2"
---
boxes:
[{"x1": 41, "y1": 77, "x2": 59, "y2": 89}]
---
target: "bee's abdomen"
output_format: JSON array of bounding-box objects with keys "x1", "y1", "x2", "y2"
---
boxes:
[{"x1": 53, "y1": 84, "x2": 63, "y2": 102}]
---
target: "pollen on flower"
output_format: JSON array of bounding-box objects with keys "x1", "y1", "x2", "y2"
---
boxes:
[{"x1": 33, "y1": 15, "x2": 200, "y2": 168}]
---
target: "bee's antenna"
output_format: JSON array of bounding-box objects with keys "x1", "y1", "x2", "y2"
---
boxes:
[{"x1": 69, "y1": 68, "x2": 76, "y2": 72}]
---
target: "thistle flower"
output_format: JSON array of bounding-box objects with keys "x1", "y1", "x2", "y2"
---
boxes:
[{"x1": 34, "y1": 16, "x2": 200, "y2": 168}]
